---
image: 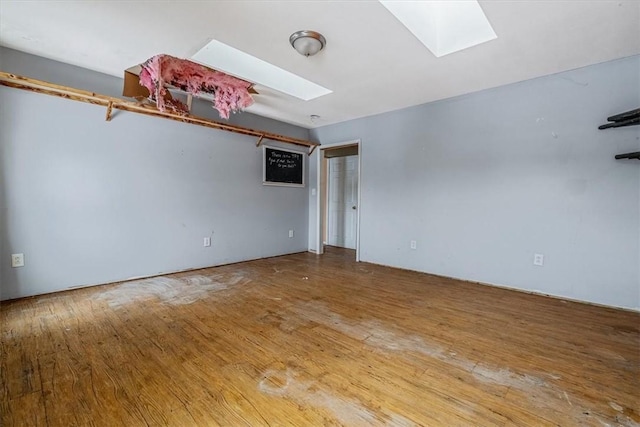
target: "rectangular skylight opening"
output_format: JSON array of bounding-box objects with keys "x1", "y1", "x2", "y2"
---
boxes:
[
  {"x1": 192, "y1": 39, "x2": 332, "y2": 101},
  {"x1": 379, "y1": 0, "x2": 497, "y2": 57}
]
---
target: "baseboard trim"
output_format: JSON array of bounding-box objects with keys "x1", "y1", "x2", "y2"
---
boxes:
[
  {"x1": 1, "y1": 250, "x2": 309, "y2": 303},
  {"x1": 363, "y1": 260, "x2": 639, "y2": 314}
]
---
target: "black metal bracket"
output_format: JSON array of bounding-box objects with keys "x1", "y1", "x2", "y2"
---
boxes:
[
  {"x1": 599, "y1": 108, "x2": 640, "y2": 130},
  {"x1": 614, "y1": 151, "x2": 640, "y2": 160}
]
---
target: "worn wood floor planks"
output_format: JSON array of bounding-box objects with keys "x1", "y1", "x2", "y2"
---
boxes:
[{"x1": 1, "y1": 247, "x2": 639, "y2": 426}]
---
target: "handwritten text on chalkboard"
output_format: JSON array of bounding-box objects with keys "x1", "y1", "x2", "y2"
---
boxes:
[
  {"x1": 264, "y1": 147, "x2": 304, "y2": 186},
  {"x1": 268, "y1": 151, "x2": 299, "y2": 169}
]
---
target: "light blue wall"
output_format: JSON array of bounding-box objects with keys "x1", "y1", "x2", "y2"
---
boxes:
[
  {"x1": 0, "y1": 48, "x2": 310, "y2": 300},
  {"x1": 310, "y1": 55, "x2": 640, "y2": 310}
]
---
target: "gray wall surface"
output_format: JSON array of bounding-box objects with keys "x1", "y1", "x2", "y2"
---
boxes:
[
  {"x1": 1, "y1": 49, "x2": 310, "y2": 300},
  {"x1": 309, "y1": 55, "x2": 640, "y2": 311}
]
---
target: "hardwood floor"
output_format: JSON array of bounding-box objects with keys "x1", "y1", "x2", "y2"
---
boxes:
[{"x1": 1, "y1": 247, "x2": 638, "y2": 426}]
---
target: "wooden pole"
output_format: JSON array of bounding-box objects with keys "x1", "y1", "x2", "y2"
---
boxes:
[{"x1": 0, "y1": 72, "x2": 320, "y2": 154}]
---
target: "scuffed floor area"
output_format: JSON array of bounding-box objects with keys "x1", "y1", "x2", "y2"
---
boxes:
[{"x1": 1, "y1": 247, "x2": 639, "y2": 426}]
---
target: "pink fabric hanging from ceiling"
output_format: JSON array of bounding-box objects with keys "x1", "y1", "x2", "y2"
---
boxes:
[{"x1": 139, "y1": 54, "x2": 254, "y2": 119}]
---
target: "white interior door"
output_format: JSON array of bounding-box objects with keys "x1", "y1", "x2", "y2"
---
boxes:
[{"x1": 327, "y1": 155, "x2": 358, "y2": 249}]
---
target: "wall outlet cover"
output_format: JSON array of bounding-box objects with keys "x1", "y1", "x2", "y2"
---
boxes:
[
  {"x1": 11, "y1": 253, "x2": 24, "y2": 268},
  {"x1": 533, "y1": 253, "x2": 544, "y2": 266}
]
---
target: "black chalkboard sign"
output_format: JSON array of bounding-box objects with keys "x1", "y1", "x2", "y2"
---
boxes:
[{"x1": 263, "y1": 147, "x2": 305, "y2": 187}]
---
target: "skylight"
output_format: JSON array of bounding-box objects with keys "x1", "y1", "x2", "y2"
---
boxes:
[
  {"x1": 379, "y1": 0, "x2": 497, "y2": 57},
  {"x1": 192, "y1": 40, "x2": 332, "y2": 101}
]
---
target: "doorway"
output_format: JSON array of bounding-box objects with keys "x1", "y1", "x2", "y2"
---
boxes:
[
  {"x1": 327, "y1": 155, "x2": 358, "y2": 249},
  {"x1": 316, "y1": 140, "x2": 361, "y2": 260}
]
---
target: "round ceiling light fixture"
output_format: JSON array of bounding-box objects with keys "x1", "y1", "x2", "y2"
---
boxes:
[{"x1": 289, "y1": 30, "x2": 326, "y2": 57}]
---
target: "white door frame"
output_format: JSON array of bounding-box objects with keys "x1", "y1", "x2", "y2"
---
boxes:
[{"x1": 315, "y1": 139, "x2": 361, "y2": 261}]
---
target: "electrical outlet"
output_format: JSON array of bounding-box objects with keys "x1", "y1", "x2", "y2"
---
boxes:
[
  {"x1": 289, "y1": 230, "x2": 294, "y2": 238},
  {"x1": 203, "y1": 237, "x2": 211, "y2": 247},
  {"x1": 11, "y1": 253, "x2": 24, "y2": 268},
  {"x1": 410, "y1": 240, "x2": 417, "y2": 250},
  {"x1": 533, "y1": 253, "x2": 544, "y2": 266}
]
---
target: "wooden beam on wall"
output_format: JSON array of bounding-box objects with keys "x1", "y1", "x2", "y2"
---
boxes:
[{"x1": 0, "y1": 72, "x2": 320, "y2": 154}]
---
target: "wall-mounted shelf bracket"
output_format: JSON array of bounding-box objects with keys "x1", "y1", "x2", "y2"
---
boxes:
[
  {"x1": 256, "y1": 135, "x2": 265, "y2": 147},
  {"x1": 105, "y1": 101, "x2": 113, "y2": 121},
  {"x1": 614, "y1": 151, "x2": 640, "y2": 160},
  {"x1": 599, "y1": 108, "x2": 640, "y2": 129}
]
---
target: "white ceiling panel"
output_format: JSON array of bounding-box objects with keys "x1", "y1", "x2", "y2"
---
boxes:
[{"x1": 1, "y1": 1, "x2": 638, "y2": 128}]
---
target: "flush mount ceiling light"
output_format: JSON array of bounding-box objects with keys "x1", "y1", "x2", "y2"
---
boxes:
[
  {"x1": 192, "y1": 39, "x2": 332, "y2": 101},
  {"x1": 290, "y1": 30, "x2": 326, "y2": 57}
]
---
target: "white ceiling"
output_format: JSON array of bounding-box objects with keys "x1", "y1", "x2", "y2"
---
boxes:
[{"x1": 1, "y1": 1, "x2": 639, "y2": 129}]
